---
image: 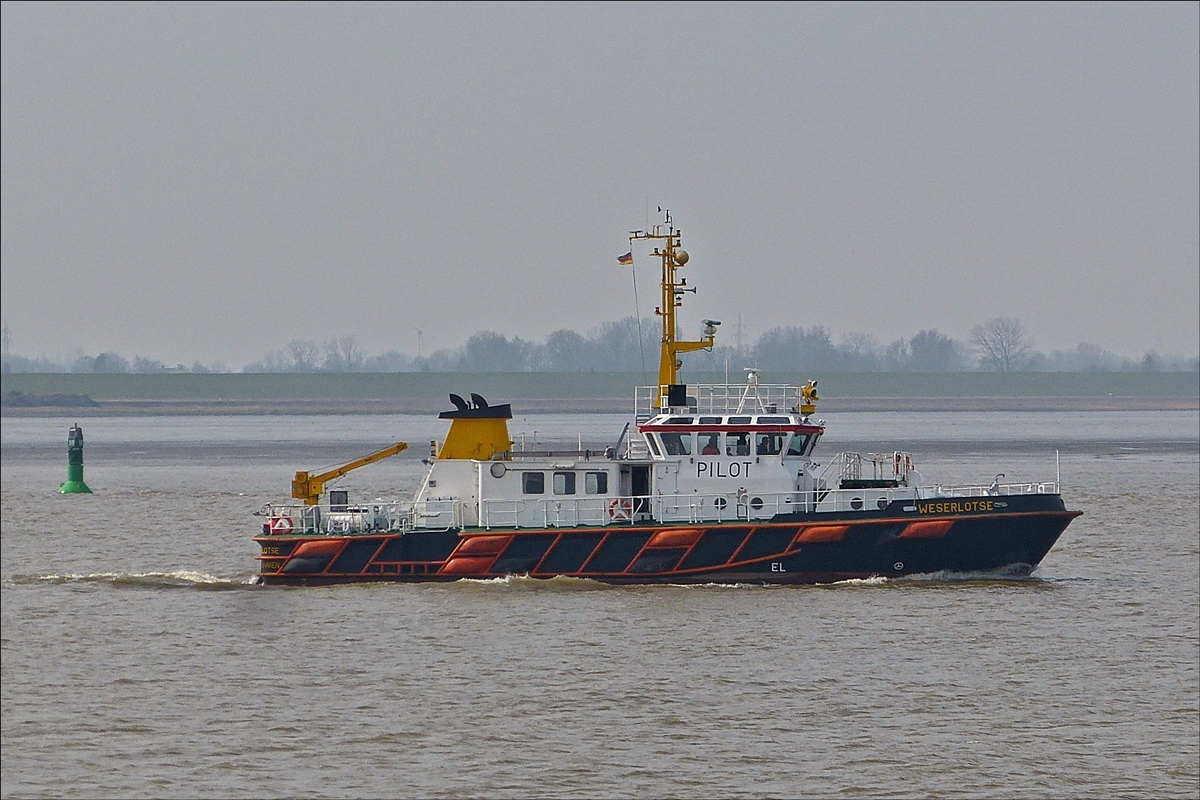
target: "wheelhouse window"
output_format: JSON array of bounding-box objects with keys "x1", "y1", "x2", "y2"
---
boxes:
[
  {"x1": 660, "y1": 431, "x2": 692, "y2": 456},
  {"x1": 645, "y1": 434, "x2": 662, "y2": 457},
  {"x1": 756, "y1": 432, "x2": 785, "y2": 456},
  {"x1": 585, "y1": 471, "x2": 608, "y2": 494},
  {"x1": 786, "y1": 433, "x2": 812, "y2": 457},
  {"x1": 697, "y1": 432, "x2": 721, "y2": 455},
  {"x1": 553, "y1": 471, "x2": 576, "y2": 495},
  {"x1": 726, "y1": 432, "x2": 751, "y2": 457},
  {"x1": 522, "y1": 472, "x2": 545, "y2": 494},
  {"x1": 728, "y1": 416, "x2": 752, "y2": 425},
  {"x1": 698, "y1": 416, "x2": 722, "y2": 425}
]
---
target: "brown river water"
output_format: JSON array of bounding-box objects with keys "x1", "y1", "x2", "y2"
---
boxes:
[{"x1": 2, "y1": 410, "x2": 1197, "y2": 798}]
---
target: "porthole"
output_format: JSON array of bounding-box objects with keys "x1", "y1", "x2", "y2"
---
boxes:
[
  {"x1": 850, "y1": 497, "x2": 863, "y2": 510},
  {"x1": 877, "y1": 497, "x2": 888, "y2": 509},
  {"x1": 714, "y1": 497, "x2": 728, "y2": 510},
  {"x1": 750, "y1": 497, "x2": 764, "y2": 510},
  {"x1": 490, "y1": 462, "x2": 506, "y2": 478}
]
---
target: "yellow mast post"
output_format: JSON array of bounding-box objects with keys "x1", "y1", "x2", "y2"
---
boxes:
[{"x1": 629, "y1": 214, "x2": 718, "y2": 406}]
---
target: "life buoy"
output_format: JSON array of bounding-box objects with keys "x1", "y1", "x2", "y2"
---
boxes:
[
  {"x1": 608, "y1": 498, "x2": 633, "y2": 521},
  {"x1": 269, "y1": 516, "x2": 293, "y2": 535}
]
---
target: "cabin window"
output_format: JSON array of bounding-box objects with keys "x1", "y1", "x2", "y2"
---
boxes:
[
  {"x1": 553, "y1": 471, "x2": 576, "y2": 495},
  {"x1": 660, "y1": 432, "x2": 692, "y2": 456},
  {"x1": 758, "y1": 416, "x2": 790, "y2": 424},
  {"x1": 698, "y1": 416, "x2": 722, "y2": 425},
  {"x1": 697, "y1": 432, "x2": 721, "y2": 455},
  {"x1": 585, "y1": 471, "x2": 608, "y2": 494},
  {"x1": 665, "y1": 417, "x2": 693, "y2": 425},
  {"x1": 726, "y1": 432, "x2": 751, "y2": 456},
  {"x1": 756, "y1": 432, "x2": 785, "y2": 456},
  {"x1": 786, "y1": 434, "x2": 812, "y2": 457},
  {"x1": 728, "y1": 416, "x2": 752, "y2": 425},
  {"x1": 645, "y1": 434, "x2": 662, "y2": 457},
  {"x1": 522, "y1": 472, "x2": 545, "y2": 494}
]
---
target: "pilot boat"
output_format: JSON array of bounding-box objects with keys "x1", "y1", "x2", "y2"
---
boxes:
[{"x1": 253, "y1": 214, "x2": 1081, "y2": 585}]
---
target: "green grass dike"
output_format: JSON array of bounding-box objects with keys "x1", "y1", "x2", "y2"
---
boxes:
[{"x1": 3, "y1": 370, "x2": 1197, "y2": 402}]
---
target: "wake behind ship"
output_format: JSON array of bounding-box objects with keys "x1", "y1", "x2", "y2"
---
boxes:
[{"x1": 253, "y1": 213, "x2": 1081, "y2": 585}]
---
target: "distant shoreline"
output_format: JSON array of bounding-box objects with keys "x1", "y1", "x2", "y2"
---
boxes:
[
  {"x1": 2, "y1": 395, "x2": 1195, "y2": 416},
  {"x1": 3, "y1": 371, "x2": 1197, "y2": 415}
]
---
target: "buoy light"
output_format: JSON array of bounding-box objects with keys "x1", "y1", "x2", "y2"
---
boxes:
[{"x1": 59, "y1": 423, "x2": 93, "y2": 494}]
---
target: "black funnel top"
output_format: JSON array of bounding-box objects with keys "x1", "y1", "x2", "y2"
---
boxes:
[{"x1": 438, "y1": 394, "x2": 513, "y2": 420}]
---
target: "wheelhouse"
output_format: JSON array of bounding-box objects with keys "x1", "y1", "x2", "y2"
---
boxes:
[{"x1": 637, "y1": 413, "x2": 823, "y2": 461}]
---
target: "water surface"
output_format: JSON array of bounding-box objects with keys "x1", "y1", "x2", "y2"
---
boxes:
[{"x1": 3, "y1": 411, "x2": 1197, "y2": 798}]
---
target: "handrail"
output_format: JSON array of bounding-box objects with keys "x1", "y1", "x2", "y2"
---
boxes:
[
  {"x1": 481, "y1": 499, "x2": 527, "y2": 529},
  {"x1": 257, "y1": 480, "x2": 1062, "y2": 536},
  {"x1": 255, "y1": 500, "x2": 413, "y2": 535},
  {"x1": 634, "y1": 382, "x2": 808, "y2": 418},
  {"x1": 922, "y1": 481, "x2": 1059, "y2": 498},
  {"x1": 819, "y1": 450, "x2": 918, "y2": 487}
]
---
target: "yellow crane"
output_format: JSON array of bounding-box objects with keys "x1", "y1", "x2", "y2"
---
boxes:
[{"x1": 291, "y1": 442, "x2": 408, "y2": 505}]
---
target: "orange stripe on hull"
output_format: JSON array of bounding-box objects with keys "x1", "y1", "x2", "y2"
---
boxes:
[
  {"x1": 440, "y1": 556, "x2": 495, "y2": 575},
  {"x1": 795, "y1": 525, "x2": 849, "y2": 544},
  {"x1": 291, "y1": 539, "x2": 346, "y2": 559},
  {"x1": 900, "y1": 520, "x2": 954, "y2": 538},
  {"x1": 455, "y1": 535, "x2": 512, "y2": 556},
  {"x1": 647, "y1": 528, "x2": 703, "y2": 548}
]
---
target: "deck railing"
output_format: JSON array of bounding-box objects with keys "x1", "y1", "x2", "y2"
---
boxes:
[
  {"x1": 255, "y1": 500, "x2": 413, "y2": 536},
  {"x1": 258, "y1": 480, "x2": 1061, "y2": 536},
  {"x1": 818, "y1": 451, "x2": 918, "y2": 487},
  {"x1": 925, "y1": 481, "x2": 1059, "y2": 498},
  {"x1": 634, "y1": 382, "x2": 807, "y2": 418}
]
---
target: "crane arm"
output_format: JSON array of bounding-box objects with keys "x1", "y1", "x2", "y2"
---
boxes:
[{"x1": 291, "y1": 441, "x2": 408, "y2": 505}]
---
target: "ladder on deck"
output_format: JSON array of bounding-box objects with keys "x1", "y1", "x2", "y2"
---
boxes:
[{"x1": 623, "y1": 415, "x2": 652, "y2": 460}]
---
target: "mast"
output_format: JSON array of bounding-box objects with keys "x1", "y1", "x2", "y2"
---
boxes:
[{"x1": 629, "y1": 211, "x2": 718, "y2": 402}]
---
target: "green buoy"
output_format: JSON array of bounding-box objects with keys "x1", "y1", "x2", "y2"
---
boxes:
[{"x1": 59, "y1": 423, "x2": 93, "y2": 494}]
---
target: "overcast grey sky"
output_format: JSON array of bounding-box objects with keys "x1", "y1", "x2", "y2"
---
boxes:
[{"x1": 2, "y1": 2, "x2": 1197, "y2": 366}]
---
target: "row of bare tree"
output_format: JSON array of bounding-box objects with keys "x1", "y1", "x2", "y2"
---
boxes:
[
  {"x1": 4, "y1": 317, "x2": 1193, "y2": 374},
  {"x1": 234, "y1": 317, "x2": 1195, "y2": 374}
]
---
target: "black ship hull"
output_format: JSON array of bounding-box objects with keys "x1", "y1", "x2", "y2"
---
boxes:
[{"x1": 255, "y1": 493, "x2": 1080, "y2": 586}]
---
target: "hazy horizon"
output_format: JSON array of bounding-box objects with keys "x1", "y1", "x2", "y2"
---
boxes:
[
  {"x1": 3, "y1": 3, "x2": 1197, "y2": 366},
  {"x1": 5, "y1": 313, "x2": 1197, "y2": 375}
]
